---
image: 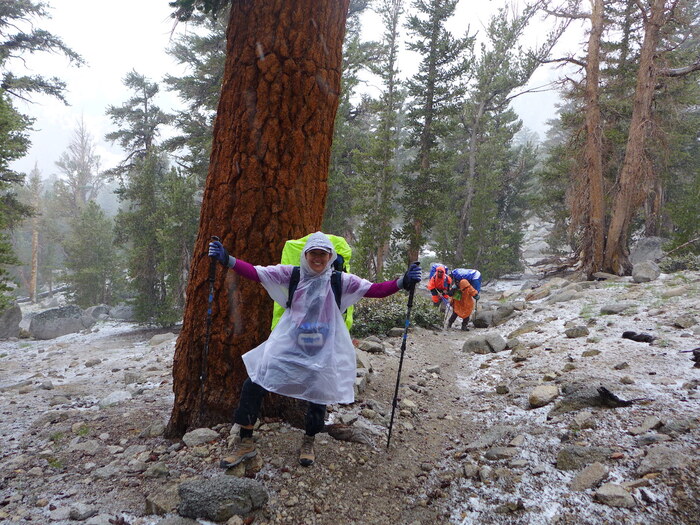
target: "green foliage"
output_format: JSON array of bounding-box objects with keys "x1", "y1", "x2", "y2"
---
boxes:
[
  {"x1": 658, "y1": 254, "x2": 700, "y2": 272},
  {"x1": 63, "y1": 201, "x2": 120, "y2": 307},
  {"x1": 163, "y1": 10, "x2": 227, "y2": 187},
  {"x1": 401, "y1": 0, "x2": 474, "y2": 257},
  {"x1": 351, "y1": 292, "x2": 442, "y2": 338}
]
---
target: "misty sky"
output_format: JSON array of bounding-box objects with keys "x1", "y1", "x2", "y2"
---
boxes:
[{"x1": 10, "y1": 1, "x2": 583, "y2": 180}]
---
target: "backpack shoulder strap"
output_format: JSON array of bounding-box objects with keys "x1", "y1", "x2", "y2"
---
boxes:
[
  {"x1": 331, "y1": 270, "x2": 343, "y2": 309},
  {"x1": 286, "y1": 266, "x2": 301, "y2": 308},
  {"x1": 287, "y1": 267, "x2": 343, "y2": 310}
]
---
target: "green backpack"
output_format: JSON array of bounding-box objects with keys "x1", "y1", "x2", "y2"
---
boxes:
[{"x1": 270, "y1": 233, "x2": 354, "y2": 331}]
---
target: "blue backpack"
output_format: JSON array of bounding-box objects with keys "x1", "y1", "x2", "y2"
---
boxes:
[
  {"x1": 451, "y1": 268, "x2": 482, "y2": 293},
  {"x1": 429, "y1": 263, "x2": 450, "y2": 280}
]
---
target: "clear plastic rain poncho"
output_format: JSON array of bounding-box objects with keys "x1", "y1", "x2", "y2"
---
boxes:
[{"x1": 242, "y1": 232, "x2": 372, "y2": 405}]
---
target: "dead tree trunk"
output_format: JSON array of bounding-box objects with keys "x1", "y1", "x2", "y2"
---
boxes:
[{"x1": 166, "y1": 0, "x2": 350, "y2": 437}]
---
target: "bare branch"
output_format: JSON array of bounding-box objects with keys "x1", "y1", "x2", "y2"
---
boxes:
[
  {"x1": 542, "y1": 8, "x2": 590, "y2": 19},
  {"x1": 541, "y1": 56, "x2": 587, "y2": 68}
]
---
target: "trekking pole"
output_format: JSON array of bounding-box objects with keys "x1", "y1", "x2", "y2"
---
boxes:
[
  {"x1": 200, "y1": 235, "x2": 220, "y2": 419},
  {"x1": 387, "y1": 261, "x2": 420, "y2": 448}
]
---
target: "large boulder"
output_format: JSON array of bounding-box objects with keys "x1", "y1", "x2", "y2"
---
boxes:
[
  {"x1": 109, "y1": 304, "x2": 135, "y2": 321},
  {"x1": 178, "y1": 476, "x2": 268, "y2": 522},
  {"x1": 0, "y1": 302, "x2": 22, "y2": 339},
  {"x1": 29, "y1": 305, "x2": 95, "y2": 340},
  {"x1": 630, "y1": 236, "x2": 667, "y2": 264},
  {"x1": 632, "y1": 260, "x2": 660, "y2": 283}
]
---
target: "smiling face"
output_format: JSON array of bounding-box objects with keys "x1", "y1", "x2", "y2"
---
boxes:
[{"x1": 304, "y1": 249, "x2": 332, "y2": 274}]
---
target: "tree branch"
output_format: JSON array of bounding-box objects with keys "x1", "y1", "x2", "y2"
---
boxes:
[
  {"x1": 541, "y1": 56, "x2": 587, "y2": 68},
  {"x1": 659, "y1": 58, "x2": 700, "y2": 77}
]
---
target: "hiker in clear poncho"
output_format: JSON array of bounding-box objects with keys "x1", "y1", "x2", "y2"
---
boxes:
[{"x1": 208, "y1": 232, "x2": 421, "y2": 467}]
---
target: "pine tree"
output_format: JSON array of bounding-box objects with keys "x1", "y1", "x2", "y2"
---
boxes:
[
  {"x1": 401, "y1": 0, "x2": 474, "y2": 262},
  {"x1": 54, "y1": 118, "x2": 105, "y2": 219},
  {"x1": 353, "y1": 0, "x2": 406, "y2": 280},
  {"x1": 163, "y1": 9, "x2": 227, "y2": 186},
  {"x1": 63, "y1": 201, "x2": 118, "y2": 307},
  {"x1": 107, "y1": 73, "x2": 175, "y2": 323}
]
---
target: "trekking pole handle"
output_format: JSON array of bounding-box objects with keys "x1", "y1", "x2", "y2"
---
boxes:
[
  {"x1": 208, "y1": 236, "x2": 220, "y2": 282},
  {"x1": 406, "y1": 261, "x2": 420, "y2": 308}
]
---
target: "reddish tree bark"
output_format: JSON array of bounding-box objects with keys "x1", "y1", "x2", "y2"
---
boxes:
[
  {"x1": 603, "y1": 0, "x2": 665, "y2": 274},
  {"x1": 166, "y1": 0, "x2": 351, "y2": 437}
]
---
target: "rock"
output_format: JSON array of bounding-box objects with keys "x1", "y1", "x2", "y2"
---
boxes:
[
  {"x1": 109, "y1": 304, "x2": 134, "y2": 321},
  {"x1": 386, "y1": 327, "x2": 404, "y2": 337},
  {"x1": 570, "y1": 462, "x2": 608, "y2": 491},
  {"x1": 462, "y1": 333, "x2": 507, "y2": 354},
  {"x1": 98, "y1": 390, "x2": 132, "y2": 408},
  {"x1": 632, "y1": 261, "x2": 660, "y2": 283},
  {"x1": 156, "y1": 517, "x2": 199, "y2": 525},
  {"x1": 600, "y1": 302, "x2": 636, "y2": 315},
  {"x1": 545, "y1": 289, "x2": 580, "y2": 305},
  {"x1": 528, "y1": 384, "x2": 559, "y2": 408},
  {"x1": 484, "y1": 447, "x2": 518, "y2": 460},
  {"x1": 595, "y1": 483, "x2": 636, "y2": 508},
  {"x1": 637, "y1": 445, "x2": 692, "y2": 475},
  {"x1": 673, "y1": 315, "x2": 697, "y2": 329},
  {"x1": 464, "y1": 425, "x2": 514, "y2": 450},
  {"x1": 84, "y1": 305, "x2": 110, "y2": 319},
  {"x1": 508, "y1": 320, "x2": 539, "y2": 338},
  {"x1": 628, "y1": 416, "x2": 663, "y2": 435},
  {"x1": 0, "y1": 302, "x2": 22, "y2": 339},
  {"x1": 565, "y1": 326, "x2": 589, "y2": 338},
  {"x1": 630, "y1": 237, "x2": 666, "y2": 264},
  {"x1": 29, "y1": 305, "x2": 95, "y2": 340},
  {"x1": 178, "y1": 476, "x2": 268, "y2": 522},
  {"x1": 68, "y1": 502, "x2": 99, "y2": 521},
  {"x1": 182, "y1": 428, "x2": 220, "y2": 447},
  {"x1": 661, "y1": 286, "x2": 688, "y2": 299},
  {"x1": 358, "y1": 339, "x2": 384, "y2": 354},
  {"x1": 149, "y1": 332, "x2": 177, "y2": 346},
  {"x1": 556, "y1": 445, "x2": 614, "y2": 470}
]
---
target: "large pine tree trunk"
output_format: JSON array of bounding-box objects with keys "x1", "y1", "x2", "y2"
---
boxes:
[
  {"x1": 167, "y1": 0, "x2": 350, "y2": 437},
  {"x1": 579, "y1": 0, "x2": 605, "y2": 276},
  {"x1": 603, "y1": 0, "x2": 665, "y2": 274}
]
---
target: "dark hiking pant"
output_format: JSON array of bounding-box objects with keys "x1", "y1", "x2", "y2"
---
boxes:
[
  {"x1": 448, "y1": 312, "x2": 469, "y2": 330},
  {"x1": 234, "y1": 378, "x2": 327, "y2": 437}
]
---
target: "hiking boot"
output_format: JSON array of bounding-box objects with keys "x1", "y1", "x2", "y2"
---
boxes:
[
  {"x1": 298, "y1": 434, "x2": 315, "y2": 467},
  {"x1": 219, "y1": 437, "x2": 257, "y2": 468}
]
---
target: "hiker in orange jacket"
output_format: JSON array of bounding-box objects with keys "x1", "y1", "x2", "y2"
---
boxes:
[
  {"x1": 447, "y1": 269, "x2": 481, "y2": 331},
  {"x1": 427, "y1": 265, "x2": 452, "y2": 308}
]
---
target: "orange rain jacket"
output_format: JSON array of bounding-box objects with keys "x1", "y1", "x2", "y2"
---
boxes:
[
  {"x1": 427, "y1": 266, "x2": 452, "y2": 304},
  {"x1": 451, "y1": 278, "x2": 478, "y2": 319}
]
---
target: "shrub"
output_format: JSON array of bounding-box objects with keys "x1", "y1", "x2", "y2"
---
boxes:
[
  {"x1": 351, "y1": 293, "x2": 442, "y2": 338},
  {"x1": 658, "y1": 254, "x2": 700, "y2": 272}
]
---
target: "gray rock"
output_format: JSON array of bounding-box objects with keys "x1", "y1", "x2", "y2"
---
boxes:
[
  {"x1": 156, "y1": 517, "x2": 200, "y2": 525},
  {"x1": 556, "y1": 445, "x2": 613, "y2": 470},
  {"x1": 630, "y1": 236, "x2": 666, "y2": 264},
  {"x1": 570, "y1": 462, "x2": 608, "y2": 491},
  {"x1": 565, "y1": 326, "x2": 589, "y2": 338},
  {"x1": 149, "y1": 332, "x2": 177, "y2": 346},
  {"x1": 508, "y1": 320, "x2": 539, "y2": 338},
  {"x1": 0, "y1": 302, "x2": 21, "y2": 339},
  {"x1": 182, "y1": 428, "x2": 220, "y2": 447},
  {"x1": 98, "y1": 390, "x2": 132, "y2": 408},
  {"x1": 29, "y1": 305, "x2": 94, "y2": 340},
  {"x1": 386, "y1": 327, "x2": 404, "y2": 337},
  {"x1": 600, "y1": 302, "x2": 636, "y2": 315},
  {"x1": 673, "y1": 315, "x2": 697, "y2": 329},
  {"x1": 637, "y1": 445, "x2": 692, "y2": 475},
  {"x1": 110, "y1": 304, "x2": 135, "y2": 321},
  {"x1": 595, "y1": 483, "x2": 636, "y2": 508},
  {"x1": 484, "y1": 447, "x2": 518, "y2": 460},
  {"x1": 545, "y1": 289, "x2": 581, "y2": 305},
  {"x1": 178, "y1": 475, "x2": 268, "y2": 521},
  {"x1": 358, "y1": 339, "x2": 384, "y2": 354},
  {"x1": 485, "y1": 333, "x2": 508, "y2": 352},
  {"x1": 84, "y1": 305, "x2": 110, "y2": 319},
  {"x1": 632, "y1": 261, "x2": 660, "y2": 283},
  {"x1": 462, "y1": 336, "x2": 492, "y2": 354},
  {"x1": 661, "y1": 286, "x2": 688, "y2": 299},
  {"x1": 68, "y1": 502, "x2": 98, "y2": 520}
]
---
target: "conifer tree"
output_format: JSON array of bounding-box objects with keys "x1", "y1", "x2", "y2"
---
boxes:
[
  {"x1": 106, "y1": 73, "x2": 179, "y2": 323},
  {"x1": 64, "y1": 201, "x2": 118, "y2": 307},
  {"x1": 354, "y1": 0, "x2": 405, "y2": 280},
  {"x1": 401, "y1": 0, "x2": 474, "y2": 262},
  {"x1": 0, "y1": 0, "x2": 81, "y2": 308}
]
